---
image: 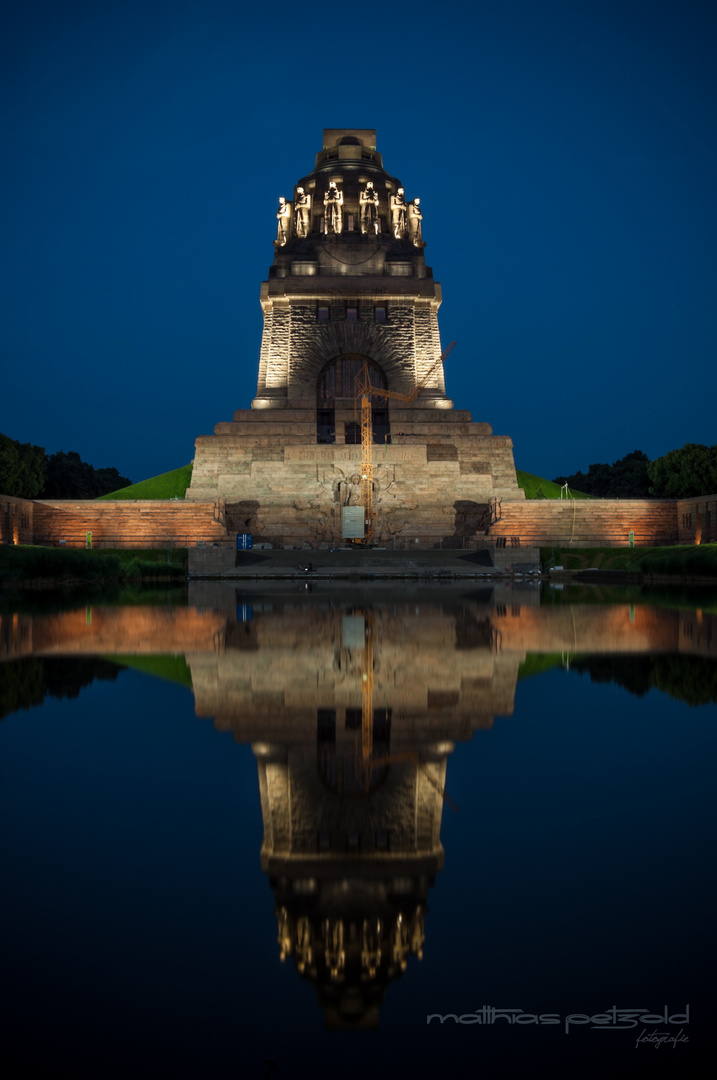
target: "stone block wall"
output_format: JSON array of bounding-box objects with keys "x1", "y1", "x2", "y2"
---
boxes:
[
  {"x1": 254, "y1": 280, "x2": 447, "y2": 408},
  {"x1": 487, "y1": 498, "x2": 679, "y2": 548},
  {"x1": 677, "y1": 494, "x2": 717, "y2": 544},
  {"x1": 8, "y1": 492, "x2": 713, "y2": 552},
  {"x1": 31, "y1": 499, "x2": 229, "y2": 548},
  {"x1": 0, "y1": 496, "x2": 34, "y2": 545},
  {"x1": 187, "y1": 398, "x2": 524, "y2": 548}
]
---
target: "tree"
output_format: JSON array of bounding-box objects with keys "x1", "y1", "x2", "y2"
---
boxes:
[
  {"x1": 1, "y1": 434, "x2": 131, "y2": 499},
  {"x1": 40, "y1": 450, "x2": 131, "y2": 498},
  {"x1": 554, "y1": 450, "x2": 651, "y2": 498},
  {"x1": 0, "y1": 433, "x2": 46, "y2": 497},
  {"x1": 605, "y1": 450, "x2": 651, "y2": 498},
  {"x1": 647, "y1": 443, "x2": 717, "y2": 498}
]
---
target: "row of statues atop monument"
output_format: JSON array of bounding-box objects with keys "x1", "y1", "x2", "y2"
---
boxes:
[{"x1": 276, "y1": 182, "x2": 423, "y2": 246}]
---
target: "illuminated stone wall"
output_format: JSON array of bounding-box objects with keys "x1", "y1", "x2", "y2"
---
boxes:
[
  {"x1": 4, "y1": 589, "x2": 714, "y2": 667},
  {"x1": 487, "y1": 497, "x2": 680, "y2": 548},
  {"x1": 0, "y1": 496, "x2": 34, "y2": 546},
  {"x1": 677, "y1": 495, "x2": 717, "y2": 545},
  {"x1": 30, "y1": 498, "x2": 228, "y2": 548},
  {"x1": 186, "y1": 129, "x2": 525, "y2": 547}
]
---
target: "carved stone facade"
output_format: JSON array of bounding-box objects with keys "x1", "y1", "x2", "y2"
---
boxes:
[{"x1": 187, "y1": 129, "x2": 524, "y2": 548}]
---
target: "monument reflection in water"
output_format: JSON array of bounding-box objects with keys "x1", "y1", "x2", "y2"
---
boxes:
[
  {"x1": 189, "y1": 586, "x2": 507, "y2": 1030},
  {"x1": 4, "y1": 580, "x2": 715, "y2": 1038}
]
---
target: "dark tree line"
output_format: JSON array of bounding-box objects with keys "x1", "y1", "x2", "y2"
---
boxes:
[
  {"x1": 0, "y1": 434, "x2": 46, "y2": 497},
  {"x1": 571, "y1": 654, "x2": 717, "y2": 707},
  {"x1": 41, "y1": 450, "x2": 131, "y2": 499},
  {"x1": 554, "y1": 444, "x2": 717, "y2": 499},
  {"x1": 0, "y1": 657, "x2": 124, "y2": 722},
  {"x1": 0, "y1": 433, "x2": 131, "y2": 499},
  {"x1": 646, "y1": 443, "x2": 717, "y2": 499}
]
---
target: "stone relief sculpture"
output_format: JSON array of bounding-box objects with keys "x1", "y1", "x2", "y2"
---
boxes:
[
  {"x1": 323, "y1": 182, "x2": 343, "y2": 235},
  {"x1": 275, "y1": 196, "x2": 292, "y2": 245},
  {"x1": 343, "y1": 474, "x2": 363, "y2": 506},
  {"x1": 408, "y1": 197, "x2": 423, "y2": 246},
  {"x1": 293, "y1": 187, "x2": 311, "y2": 238},
  {"x1": 359, "y1": 181, "x2": 380, "y2": 235},
  {"x1": 390, "y1": 187, "x2": 407, "y2": 239}
]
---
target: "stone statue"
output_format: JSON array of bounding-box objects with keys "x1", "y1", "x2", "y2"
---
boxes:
[
  {"x1": 296, "y1": 916, "x2": 313, "y2": 974},
  {"x1": 323, "y1": 918, "x2": 346, "y2": 980},
  {"x1": 361, "y1": 918, "x2": 382, "y2": 978},
  {"x1": 359, "y1": 181, "x2": 380, "y2": 235},
  {"x1": 323, "y1": 182, "x2": 343, "y2": 235},
  {"x1": 275, "y1": 196, "x2": 291, "y2": 246},
  {"x1": 390, "y1": 187, "x2": 407, "y2": 239},
  {"x1": 276, "y1": 906, "x2": 293, "y2": 961},
  {"x1": 408, "y1": 197, "x2": 423, "y2": 246},
  {"x1": 344, "y1": 474, "x2": 362, "y2": 506},
  {"x1": 293, "y1": 187, "x2": 311, "y2": 238},
  {"x1": 410, "y1": 907, "x2": 425, "y2": 959},
  {"x1": 392, "y1": 914, "x2": 410, "y2": 971}
]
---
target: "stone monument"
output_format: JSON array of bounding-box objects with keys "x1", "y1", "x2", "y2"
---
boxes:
[{"x1": 187, "y1": 129, "x2": 523, "y2": 547}]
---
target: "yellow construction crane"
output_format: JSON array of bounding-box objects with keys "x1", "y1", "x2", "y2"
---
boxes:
[
  {"x1": 355, "y1": 342, "x2": 456, "y2": 544},
  {"x1": 355, "y1": 608, "x2": 456, "y2": 811}
]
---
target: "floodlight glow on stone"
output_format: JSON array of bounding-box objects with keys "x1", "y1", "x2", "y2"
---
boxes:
[{"x1": 187, "y1": 128, "x2": 523, "y2": 549}]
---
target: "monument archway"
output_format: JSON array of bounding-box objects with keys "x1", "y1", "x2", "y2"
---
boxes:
[{"x1": 316, "y1": 354, "x2": 390, "y2": 445}]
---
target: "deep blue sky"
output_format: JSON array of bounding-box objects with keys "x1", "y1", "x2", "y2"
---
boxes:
[{"x1": 2, "y1": 0, "x2": 716, "y2": 484}]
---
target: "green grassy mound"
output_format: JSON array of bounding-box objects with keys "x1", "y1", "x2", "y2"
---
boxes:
[
  {"x1": 516, "y1": 470, "x2": 591, "y2": 499},
  {"x1": 110, "y1": 654, "x2": 193, "y2": 688},
  {"x1": 517, "y1": 653, "x2": 566, "y2": 680},
  {"x1": 98, "y1": 464, "x2": 193, "y2": 500}
]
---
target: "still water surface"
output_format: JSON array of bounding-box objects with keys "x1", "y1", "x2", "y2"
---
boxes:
[{"x1": 1, "y1": 581, "x2": 715, "y2": 1079}]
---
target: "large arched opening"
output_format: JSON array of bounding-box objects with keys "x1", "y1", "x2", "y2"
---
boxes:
[{"x1": 316, "y1": 354, "x2": 391, "y2": 445}]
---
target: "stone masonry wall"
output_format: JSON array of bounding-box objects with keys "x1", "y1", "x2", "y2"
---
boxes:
[
  {"x1": 31, "y1": 500, "x2": 229, "y2": 548},
  {"x1": 9, "y1": 491, "x2": 708, "y2": 551},
  {"x1": 0, "y1": 496, "x2": 34, "y2": 545},
  {"x1": 255, "y1": 286, "x2": 445, "y2": 406},
  {"x1": 677, "y1": 494, "x2": 717, "y2": 544},
  {"x1": 487, "y1": 498, "x2": 678, "y2": 547}
]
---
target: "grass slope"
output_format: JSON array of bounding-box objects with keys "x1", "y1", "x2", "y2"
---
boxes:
[
  {"x1": 110, "y1": 654, "x2": 193, "y2": 688},
  {"x1": 99, "y1": 464, "x2": 193, "y2": 500},
  {"x1": 516, "y1": 470, "x2": 591, "y2": 499}
]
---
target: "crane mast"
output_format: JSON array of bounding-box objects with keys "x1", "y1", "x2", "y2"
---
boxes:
[{"x1": 354, "y1": 342, "x2": 456, "y2": 545}]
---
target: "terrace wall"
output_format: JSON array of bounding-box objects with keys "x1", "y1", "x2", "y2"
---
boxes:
[
  {"x1": 486, "y1": 498, "x2": 679, "y2": 548},
  {"x1": 30, "y1": 499, "x2": 229, "y2": 549},
  {"x1": 3, "y1": 492, "x2": 717, "y2": 551},
  {"x1": 0, "y1": 496, "x2": 34, "y2": 546},
  {"x1": 677, "y1": 495, "x2": 717, "y2": 545}
]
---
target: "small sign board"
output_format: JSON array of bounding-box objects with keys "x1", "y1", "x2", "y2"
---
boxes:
[
  {"x1": 342, "y1": 615, "x2": 365, "y2": 649},
  {"x1": 342, "y1": 506, "x2": 364, "y2": 539},
  {"x1": 236, "y1": 533, "x2": 253, "y2": 550}
]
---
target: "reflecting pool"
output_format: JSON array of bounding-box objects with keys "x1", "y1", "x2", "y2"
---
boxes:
[{"x1": 1, "y1": 581, "x2": 715, "y2": 1079}]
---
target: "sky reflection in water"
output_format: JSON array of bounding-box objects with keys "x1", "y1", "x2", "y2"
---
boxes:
[{"x1": 0, "y1": 584, "x2": 714, "y2": 1080}]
